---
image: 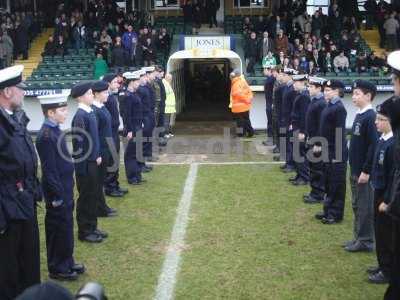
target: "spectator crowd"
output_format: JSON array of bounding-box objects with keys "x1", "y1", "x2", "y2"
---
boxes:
[{"x1": 243, "y1": 0, "x2": 395, "y2": 76}]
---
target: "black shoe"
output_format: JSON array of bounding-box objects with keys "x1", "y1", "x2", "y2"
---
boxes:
[
  {"x1": 49, "y1": 271, "x2": 78, "y2": 281},
  {"x1": 292, "y1": 179, "x2": 308, "y2": 186},
  {"x1": 106, "y1": 190, "x2": 124, "y2": 197},
  {"x1": 71, "y1": 263, "x2": 86, "y2": 274},
  {"x1": 368, "y1": 271, "x2": 389, "y2": 284},
  {"x1": 129, "y1": 179, "x2": 142, "y2": 185},
  {"x1": 315, "y1": 212, "x2": 326, "y2": 220},
  {"x1": 107, "y1": 208, "x2": 118, "y2": 217},
  {"x1": 303, "y1": 196, "x2": 322, "y2": 204},
  {"x1": 342, "y1": 240, "x2": 356, "y2": 248},
  {"x1": 289, "y1": 176, "x2": 299, "y2": 182},
  {"x1": 118, "y1": 187, "x2": 129, "y2": 194},
  {"x1": 159, "y1": 141, "x2": 167, "y2": 147},
  {"x1": 272, "y1": 147, "x2": 280, "y2": 154},
  {"x1": 344, "y1": 241, "x2": 373, "y2": 252},
  {"x1": 94, "y1": 229, "x2": 108, "y2": 239},
  {"x1": 79, "y1": 233, "x2": 103, "y2": 243},
  {"x1": 142, "y1": 166, "x2": 153, "y2": 173},
  {"x1": 321, "y1": 217, "x2": 342, "y2": 225},
  {"x1": 366, "y1": 266, "x2": 380, "y2": 275}
]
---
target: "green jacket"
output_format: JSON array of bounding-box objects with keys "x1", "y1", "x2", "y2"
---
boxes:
[
  {"x1": 262, "y1": 56, "x2": 277, "y2": 68},
  {"x1": 94, "y1": 58, "x2": 109, "y2": 80}
]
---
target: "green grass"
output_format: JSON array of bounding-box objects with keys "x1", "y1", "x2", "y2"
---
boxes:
[
  {"x1": 175, "y1": 165, "x2": 386, "y2": 300},
  {"x1": 35, "y1": 163, "x2": 386, "y2": 299},
  {"x1": 37, "y1": 165, "x2": 189, "y2": 299}
]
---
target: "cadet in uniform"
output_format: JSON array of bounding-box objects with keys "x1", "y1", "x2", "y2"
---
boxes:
[
  {"x1": 91, "y1": 81, "x2": 118, "y2": 218},
  {"x1": 368, "y1": 102, "x2": 394, "y2": 284},
  {"x1": 137, "y1": 69, "x2": 154, "y2": 172},
  {"x1": 103, "y1": 74, "x2": 128, "y2": 197},
  {"x1": 272, "y1": 69, "x2": 287, "y2": 159},
  {"x1": 0, "y1": 65, "x2": 42, "y2": 299},
  {"x1": 382, "y1": 51, "x2": 400, "y2": 299},
  {"x1": 289, "y1": 74, "x2": 310, "y2": 186},
  {"x1": 71, "y1": 82, "x2": 105, "y2": 243},
  {"x1": 304, "y1": 77, "x2": 327, "y2": 204},
  {"x1": 262, "y1": 65, "x2": 276, "y2": 145},
  {"x1": 280, "y1": 68, "x2": 298, "y2": 172},
  {"x1": 35, "y1": 93, "x2": 85, "y2": 281},
  {"x1": 345, "y1": 80, "x2": 378, "y2": 253},
  {"x1": 123, "y1": 71, "x2": 145, "y2": 185},
  {"x1": 315, "y1": 79, "x2": 348, "y2": 225}
]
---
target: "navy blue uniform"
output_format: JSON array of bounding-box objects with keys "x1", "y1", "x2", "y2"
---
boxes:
[
  {"x1": 138, "y1": 84, "x2": 155, "y2": 161},
  {"x1": 92, "y1": 104, "x2": 113, "y2": 217},
  {"x1": 291, "y1": 89, "x2": 310, "y2": 181},
  {"x1": 319, "y1": 97, "x2": 348, "y2": 220},
  {"x1": 349, "y1": 108, "x2": 378, "y2": 247},
  {"x1": 36, "y1": 120, "x2": 75, "y2": 275},
  {"x1": 156, "y1": 78, "x2": 167, "y2": 137},
  {"x1": 104, "y1": 93, "x2": 121, "y2": 193},
  {"x1": 0, "y1": 108, "x2": 41, "y2": 300},
  {"x1": 264, "y1": 75, "x2": 275, "y2": 137},
  {"x1": 305, "y1": 92, "x2": 326, "y2": 200},
  {"x1": 281, "y1": 83, "x2": 298, "y2": 168},
  {"x1": 371, "y1": 133, "x2": 395, "y2": 277},
  {"x1": 124, "y1": 90, "x2": 144, "y2": 183},
  {"x1": 71, "y1": 106, "x2": 100, "y2": 238},
  {"x1": 272, "y1": 83, "x2": 285, "y2": 149},
  {"x1": 118, "y1": 86, "x2": 128, "y2": 131}
]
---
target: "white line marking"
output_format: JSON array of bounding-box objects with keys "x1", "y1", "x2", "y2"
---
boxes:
[
  {"x1": 154, "y1": 163, "x2": 199, "y2": 300},
  {"x1": 149, "y1": 161, "x2": 284, "y2": 166}
]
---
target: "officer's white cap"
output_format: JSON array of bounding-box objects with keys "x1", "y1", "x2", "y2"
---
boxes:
[
  {"x1": 0, "y1": 65, "x2": 26, "y2": 89},
  {"x1": 37, "y1": 93, "x2": 69, "y2": 109},
  {"x1": 308, "y1": 76, "x2": 326, "y2": 86},
  {"x1": 388, "y1": 50, "x2": 400, "y2": 74},
  {"x1": 142, "y1": 66, "x2": 155, "y2": 73},
  {"x1": 123, "y1": 71, "x2": 140, "y2": 80}
]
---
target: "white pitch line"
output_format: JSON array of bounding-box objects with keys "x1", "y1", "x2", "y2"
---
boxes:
[
  {"x1": 154, "y1": 163, "x2": 199, "y2": 300},
  {"x1": 149, "y1": 161, "x2": 284, "y2": 166}
]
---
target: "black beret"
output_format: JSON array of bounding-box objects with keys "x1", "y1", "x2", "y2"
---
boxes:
[
  {"x1": 352, "y1": 80, "x2": 377, "y2": 95},
  {"x1": 376, "y1": 98, "x2": 394, "y2": 118},
  {"x1": 15, "y1": 281, "x2": 73, "y2": 300},
  {"x1": 324, "y1": 79, "x2": 345, "y2": 89},
  {"x1": 70, "y1": 82, "x2": 93, "y2": 98},
  {"x1": 102, "y1": 73, "x2": 117, "y2": 83},
  {"x1": 91, "y1": 80, "x2": 109, "y2": 93}
]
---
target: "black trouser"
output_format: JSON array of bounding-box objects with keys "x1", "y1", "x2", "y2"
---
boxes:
[
  {"x1": 374, "y1": 190, "x2": 393, "y2": 276},
  {"x1": 104, "y1": 131, "x2": 120, "y2": 193},
  {"x1": 294, "y1": 134, "x2": 309, "y2": 181},
  {"x1": 266, "y1": 101, "x2": 273, "y2": 137},
  {"x1": 143, "y1": 114, "x2": 155, "y2": 159},
  {"x1": 308, "y1": 151, "x2": 325, "y2": 200},
  {"x1": 45, "y1": 203, "x2": 75, "y2": 274},
  {"x1": 124, "y1": 135, "x2": 142, "y2": 183},
  {"x1": 0, "y1": 211, "x2": 40, "y2": 300},
  {"x1": 385, "y1": 221, "x2": 400, "y2": 300},
  {"x1": 234, "y1": 111, "x2": 254, "y2": 137},
  {"x1": 97, "y1": 157, "x2": 111, "y2": 217},
  {"x1": 208, "y1": 11, "x2": 218, "y2": 27},
  {"x1": 285, "y1": 127, "x2": 295, "y2": 168},
  {"x1": 323, "y1": 162, "x2": 347, "y2": 220},
  {"x1": 76, "y1": 161, "x2": 98, "y2": 237},
  {"x1": 246, "y1": 57, "x2": 256, "y2": 74}
]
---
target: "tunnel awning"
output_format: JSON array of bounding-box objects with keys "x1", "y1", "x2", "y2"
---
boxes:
[{"x1": 167, "y1": 49, "x2": 242, "y2": 74}]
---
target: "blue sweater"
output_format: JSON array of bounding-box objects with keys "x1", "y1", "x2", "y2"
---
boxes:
[
  {"x1": 319, "y1": 97, "x2": 348, "y2": 162},
  {"x1": 371, "y1": 134, "x2": 395, "y2": 202},
  {"x1": 71, "y1": 108, "x2": 100, "y2": 175},
  {"x1": 92, "y1": 105, "x2": 113, "y2": 160},
  {"x1": 36, "y1": 120, "x2": 74, "y2": 206},
  {"x1": 105, "y1": 93, "x2": 120, "y2": 133},
  {"x1": 305, "y1": 93, "x2": 326, "y2": 139},
  {"x1": 349, "y1": 109, "x2": 378, "y2": 176},
  {"x1": 125, "y1": 91, "x2": 144, "y2": 133},
  {"x1": 291, "y1": 89, "x2": 310, "y2": 132}
]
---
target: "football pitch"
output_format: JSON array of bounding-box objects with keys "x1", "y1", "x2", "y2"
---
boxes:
[{"x1": 36, "y1": 163, "x2": 386, "y2": 300}]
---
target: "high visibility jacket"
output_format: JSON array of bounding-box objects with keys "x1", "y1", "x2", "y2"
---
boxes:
[
  {"x1": 230, "y1": 75, "x2": 253, "y2": 113},
  {"x1": 162, "y1": 79, "x2": 176, "y2": 114}
]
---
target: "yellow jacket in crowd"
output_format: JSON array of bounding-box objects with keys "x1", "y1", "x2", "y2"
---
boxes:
[{"x1": 163, "y1": 78, "x2": 176, "y2": 114}]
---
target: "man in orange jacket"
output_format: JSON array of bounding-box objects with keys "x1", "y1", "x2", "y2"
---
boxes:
[{"x1": 230, "y1": 69, "x2": 254, "y2": 137}]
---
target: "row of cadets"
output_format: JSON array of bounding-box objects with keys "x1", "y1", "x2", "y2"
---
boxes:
[
  {"x1": 102, "y1": 73, "x2": 129, "y2": 197},
  {"x1": 289, "y1": 74, "x2": 311, "y2": 186},
  {"x1": 123, "y1": 70, "x2": 145, "y2": 185},
  {"x1": 36, "y1": 93, "x2": 85, "y2": 281},
  {"x1": 70, "y1": 82, "x2": 110, "y2": 243}
]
